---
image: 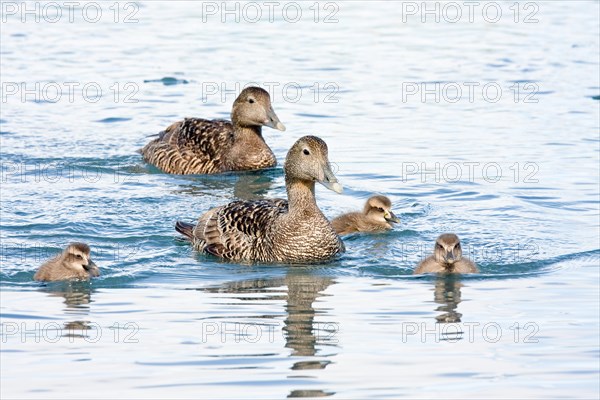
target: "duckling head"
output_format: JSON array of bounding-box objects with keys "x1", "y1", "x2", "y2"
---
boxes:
[
  {"x1": 64, "y1": 242, "x2": 99, "y2": 277},
  {"x1": 364, "y1": 195, "x2": 400, "y2": 224},
  {"x1": 433, "y1": 234, "x2": 463, "y2": 266},
  {"x1": 284, "y1": 136, "x2": 342, "y2": 194},
  {"x1": 231, "y1": 86, "x2": 286, "y2": 131}
]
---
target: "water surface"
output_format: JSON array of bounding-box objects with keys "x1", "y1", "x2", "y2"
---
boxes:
[{"x1": 1, "y1": 2, "x2": 599, "y2": 398}]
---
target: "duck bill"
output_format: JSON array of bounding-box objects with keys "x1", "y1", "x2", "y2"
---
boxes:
[
  {"x1": 318, "y1": 163, "x2": 343, "y2": 194},
  {"x1": 264, "y1": 107, "x2": 286, "y2": 131},
  {"x1": 85, "y1": 260, "x2": 100, "y2": 277},
  {"x1": 385, "y1": 211, "x2": 400, "y2": 223}
]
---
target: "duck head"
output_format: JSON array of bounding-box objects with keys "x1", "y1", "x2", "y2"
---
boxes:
[
  {"x1": 433, "y1": 233, "x2": 463, "y2": 266},
  {"x1": 64, "y1": 242, "x2": 99, "y2": 277},
  {"x1": 364, "y1": 195, "x2": 400, "y2": 224},
  {"x1": 284, "y1": 136, "x2": 342, "y2": 194},
  {"x1": 231, "y1": 86, "x2": 286, "y2": 131}
]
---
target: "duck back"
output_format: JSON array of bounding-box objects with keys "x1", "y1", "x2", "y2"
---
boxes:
[{"x1": 141, "y1": 118, "x2": 235, "y2": 174}]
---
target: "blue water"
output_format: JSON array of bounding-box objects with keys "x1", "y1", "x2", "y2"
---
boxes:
[{"x1": 1, "y1": 1, "x2": 599, "y2": 398}]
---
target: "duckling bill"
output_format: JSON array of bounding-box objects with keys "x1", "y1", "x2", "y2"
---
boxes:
[
  {"x1": 414, "y1": 234, "x2": 478, "y2": 274},
  {"x1": 175, "y1": 135, "x2": 345, "y2": 263},
  {"x1": 34, "y1": 243, "x2": 100, "y2": 281},
  {"x1": 331, "y1": 195, "x2": 399, "y2": 235},
  {"x1": 140, "y1": 86, "x2": 285, "y2": 175}
]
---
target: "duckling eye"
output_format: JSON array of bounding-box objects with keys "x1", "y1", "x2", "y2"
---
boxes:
[
  {"x1": 436, "y1": 244, "x2": 443, "y2": 250},
  {"x1": 248, "y1": 98, "x2": 255, "y2": 104},
  {"x1": 456, "y1": 243, "x2": 461, "y2": 249},
  {"x1": 76, "y1": 254, "x2": 83, "y2": 259},
  {"x1": 303, "y1": 149, "x2": 310, "y2": 155}
]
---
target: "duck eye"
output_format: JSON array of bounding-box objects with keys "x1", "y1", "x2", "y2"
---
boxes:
[
  {"x1": 248, "y1": 98, "x2": 255, "y2": 104},
  {"x1": 303, "y1": 149, "x2": 310, "y2": 155},
  {"x1": 76, "y1": 254, "x2": 83, "y2": 259}
]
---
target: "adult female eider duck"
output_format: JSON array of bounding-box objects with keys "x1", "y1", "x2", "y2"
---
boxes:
[
  {"x1": 175, "y1": 136, "x2": 345, "y2": 263},
  {"x1": 414, "y1": 234, "x2": 478, "y2": 274},
  {"x1": 34, "y1": 243, "x2": 100, "y2": 281},
  {"x1": 331, "y1": 195, "x2": 400, "y2": 235},
  {"x1": 140, "y1": 86, "x2": 286, "y2": 174}
]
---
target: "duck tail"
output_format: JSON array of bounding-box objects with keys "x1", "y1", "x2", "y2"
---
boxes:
[{"x1": 175, "y1": 221, "x2": 195, "y2": 239}]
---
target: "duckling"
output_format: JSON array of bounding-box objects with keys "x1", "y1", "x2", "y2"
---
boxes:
[
  {"x1": 331, "y1": 195, "x2": 400, "y2": 235},
  {"x1": 175, "y1": 135, "x2": 345, "y2": 263},
  {"x1": 140, "y1": 86, "x2": 286, "y2": 175},
  {"x1": 414, "y1": 234, "x2": 478, "y2": 274},
  {"x1": 34, "y1": 243, "x2": 100, "y2": 282}
]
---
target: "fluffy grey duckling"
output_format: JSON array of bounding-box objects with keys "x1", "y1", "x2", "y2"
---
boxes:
[
  {"x1": 175, "y1": 135, "x2": 345, "y2": 263},
  {"x1": 414, "y1": 233, "x2": 478, "y2": 274},
  {"x1": 34, "y1": 243, "x2": 100, "y2": 281},
  {"x1": 141, "y1": 86, "x2": 286, "y2": 174},
  {"x1": 331, "y1": 195, "x2": 400, "y2": 235}
]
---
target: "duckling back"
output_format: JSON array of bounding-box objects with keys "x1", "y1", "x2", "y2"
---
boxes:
[
  {"x1": 331, "y1": 212, "x2": 393, "y2": 235},
  {"x1": 331, "y1": 212, "x2": 367, "y2": 235}
]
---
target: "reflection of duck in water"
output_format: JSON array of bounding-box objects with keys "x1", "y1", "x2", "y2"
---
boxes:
[
  {"x1": 202, "y1": 271, "x2": 336, "y2": 363},
  {"x1": 172, "y1": 170, "x2": 278, "y2": 206},
  {"x1": 283, "y1": 272, "x2": 334, "y2": 359},
  {"x1": 233, "y1": 170, "x2": 279, "y2": 201},
  {"x1": 41, "y1": 282, "x2": 96, "y2": 338},
  {"x1": 432, "y1": 276, "x2": 463, "y2": 323},
  {"x1": 200, "y1": 272, "x2": 338, "y2": 398},
  {"x1": 414, "y1": 234, "x2": 478, "y2": 274}
]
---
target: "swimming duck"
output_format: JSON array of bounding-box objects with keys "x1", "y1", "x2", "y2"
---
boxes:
[
  {"x1": 331, "y1": 195, "x2": 400, "y2": 235},
  {"x1": 34, "y1": 243, "x2": 100, "y2": 281},
  {"x1": 140, "y1": 86, "x2": 286, "y2": 174},
  {"x1": 414, "y1": 234, "x2": 478, "y2": 274},
  {"x1": 175, "y1": 135, "x2": 345, "y2": 262}
]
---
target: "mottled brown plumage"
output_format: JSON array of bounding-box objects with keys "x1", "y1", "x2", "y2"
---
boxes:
[
  {"x1": 331, "y1": 195, "x2": 400, "y2": 235},
  {"x1": 176, "y1": 136, "x2": 345, "y2": 263},
  {"x1": 34, "y1": 243, "x2": 100, "y2": 282},
  {"x1": 140, "y1": 86, "x2": 285, "y2": 174},
  {"x1": 414, "y1": 234, "x2": 478, "y2": 274}
]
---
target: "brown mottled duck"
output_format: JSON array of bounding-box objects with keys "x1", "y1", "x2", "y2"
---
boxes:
[{"x1": 175, "y1": 136, "x2": 345, "y2": 263}]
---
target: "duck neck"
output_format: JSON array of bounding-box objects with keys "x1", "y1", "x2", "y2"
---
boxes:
[
  {"x1": 234, "y1": 124, "x2": 265, "y2": 143},
  {"x1": 285, "y1": 178, "x2": 321, "y2": 216}
]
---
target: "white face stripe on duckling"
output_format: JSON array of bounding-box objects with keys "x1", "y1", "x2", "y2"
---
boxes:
[{"x1": 65, "y1": 246, "x2": 91, "y2": 270}]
